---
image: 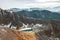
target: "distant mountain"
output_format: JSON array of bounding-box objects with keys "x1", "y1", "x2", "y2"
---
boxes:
[
  {"x1": 16, "y1": 10, "x2": 60, "y2": 20},
  {"x1": 10, "y1": 7, "x2": 60, "y2": 12},
  {"x1": 9, "y1": 7, "x2": 60, "y2": 20},
  {"x1": 10, "y1": 8, "x2": 21, "y2": 12},
  {"x1": 29, "y1": 8, "x2": 45, "y2": 10},
  {"x1": 47, "y1": 6, "x2": 60, "y2": 12},
  {"x1": 1, "y1": 8, "x2": 60, "y2": 20},
  {"x1": 10, "y1": 8, "x2": 46, "y2": 12}
]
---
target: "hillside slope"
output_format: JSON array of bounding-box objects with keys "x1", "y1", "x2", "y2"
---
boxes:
[{"x1": 0, "y1": 26, "x2": 36, "y2": 40}]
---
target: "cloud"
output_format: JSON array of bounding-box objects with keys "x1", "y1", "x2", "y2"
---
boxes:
[
  {"x1": 35, "y1": 0, "x2": 60, "y2": 2},
  {"x1": 0, "y1": 0, "x2": 60, "y2": 9}
]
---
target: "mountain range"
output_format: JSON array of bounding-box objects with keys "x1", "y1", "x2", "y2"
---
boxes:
[
  {"x1": 10, "y1": 8, "x2": 21, "y2": 12},
  {"x1": 15, "y1": 9, "x2": 60, "y2": 20},
  {"x1": 1, "y1": 8, "x2": 60, "y2": 40},
  {"x1": 10, "y1": 6, "x2": 60, "y2": 12}
]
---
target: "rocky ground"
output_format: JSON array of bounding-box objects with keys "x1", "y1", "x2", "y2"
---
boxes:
[{"x1": 0, "y1": 26, "x2": 36, "y2": 40}]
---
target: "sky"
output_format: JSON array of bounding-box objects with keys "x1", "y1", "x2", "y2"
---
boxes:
[{"x1": 0, "y1": 0, "x2": 60, "y2": 9}]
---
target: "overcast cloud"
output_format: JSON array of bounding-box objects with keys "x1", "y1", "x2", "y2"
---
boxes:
[{"x1": 0, "y1": 0, "x2": 60, "y2": 9}]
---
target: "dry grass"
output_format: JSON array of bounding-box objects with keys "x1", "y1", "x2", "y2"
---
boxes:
[{"x1": 0, "y1": 26, "x2": 36, "y2": 40}]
